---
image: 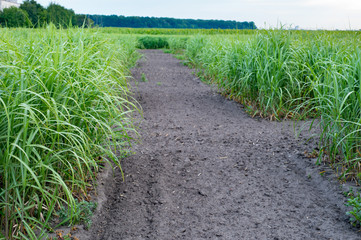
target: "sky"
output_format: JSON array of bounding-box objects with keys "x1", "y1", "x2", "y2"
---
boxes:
[{"x1": 19, "y1": 0, "x2": 361, "y2": 30}]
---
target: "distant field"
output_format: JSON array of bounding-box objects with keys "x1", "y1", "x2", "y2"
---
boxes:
[{"x1": 93, "y1": 27, "x2": 257, "y2": 35}]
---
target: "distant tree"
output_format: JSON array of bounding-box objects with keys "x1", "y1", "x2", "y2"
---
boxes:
[
  {"x1": 249, "y1": 21, "x2": 257, "y2": 29},
  {"x1": 20, "y1": 0, "x2": 47, "y2": 27},
  {"x1": 46, "y1": 3, "x2": 75, "y2": 28},
  {"x1": 0, "y1": 7, "x2": 31, "y2": 28}
]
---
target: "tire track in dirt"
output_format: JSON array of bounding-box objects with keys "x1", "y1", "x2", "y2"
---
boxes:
[{"x1": 82, "y1": 50, "x2": 360, "y2": 239}]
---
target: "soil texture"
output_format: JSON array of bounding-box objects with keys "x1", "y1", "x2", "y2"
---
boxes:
[{"x1": 78, "y1": 50, "x2": 360, "y2": 239}]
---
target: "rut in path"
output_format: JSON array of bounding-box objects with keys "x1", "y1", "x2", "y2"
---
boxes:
[{"x1": 84, "y1": 50, "x2": 360, "y2": 239}]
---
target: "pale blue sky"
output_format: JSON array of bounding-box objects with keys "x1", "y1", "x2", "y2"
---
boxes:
[{"x1": 20, "y1": 0, "x2": 361, "y2": 30}]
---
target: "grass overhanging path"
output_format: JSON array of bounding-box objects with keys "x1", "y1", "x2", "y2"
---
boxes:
[{"x1": 83, "y1": 50, "x2": 360, "y2": 239}]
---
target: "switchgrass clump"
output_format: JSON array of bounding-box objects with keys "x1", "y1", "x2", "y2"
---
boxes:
[
  {"x1": 99, "y1": 34, "x2": 140, "y2": 67},
  {"x1": 184, "y1": 31, "x2": 307, "y2": 118},
  {"x1": 0, "y1": 26, "x2": 138, "y2": 239},
  {"x1": 167, "y1": 37, "x2": 189, "y2": 51},
  {"x1": 137, "y1": 36, "x2": 169, "y2": 49},
  {"x1": 300, "y1": 34, "x2": 361, "y2": 180}
]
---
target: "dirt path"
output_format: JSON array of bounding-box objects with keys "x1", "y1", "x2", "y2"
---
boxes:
[{"x1": 82, "y1": 50, "x2": 360, "y2": 239}]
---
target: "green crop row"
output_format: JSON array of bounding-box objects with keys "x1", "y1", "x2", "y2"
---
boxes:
[
  {"x1": 179, "y1": 30, "x2": 361, "y2": 181},
  {"x1": 0, "y1": 26, "x2": 139, "y2": 239},
  {"x1": 136, "y1": 35, "x2": 189, "y2": 50},
  {"x1": 91, "y1": 27, "x2": 257, "y2": 36}
]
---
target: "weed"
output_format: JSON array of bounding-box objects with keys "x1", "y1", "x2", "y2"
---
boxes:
[
  {"x1": 57, "y1": 200, "x2": 97, "y2": 229},
  {"x1": 346, "y1": 189, "x2": 361, "y2": 227},
  {"x1": 344, "y1": 187, "x2": 354, "y2": 197},
  {"x1": 141, "y1": 73, "x2": 148, "y2": 82}
]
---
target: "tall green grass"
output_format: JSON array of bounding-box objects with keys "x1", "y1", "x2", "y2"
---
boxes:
[
  {"x1": 0, "y1": 26, "x2": 139, "y2": 239},
  {"x1": 181, "y1": 30, "x2": 361, "y2": 180}
]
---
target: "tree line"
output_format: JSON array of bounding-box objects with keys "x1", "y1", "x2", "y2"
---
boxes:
[
  {"x1": 88, "y1": 15, "x2": 257, "y2": 29},
  {"x1": 0, "y1": 0, "x2": 257, "y2": 29}
]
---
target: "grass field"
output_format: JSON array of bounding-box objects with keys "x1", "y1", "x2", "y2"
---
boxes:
[{"x1": 1, "y1": 26, "x2": 361, "y2": 238}]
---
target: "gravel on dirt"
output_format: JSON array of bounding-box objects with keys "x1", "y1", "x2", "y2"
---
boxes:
[{"x1": 75, "y1": 50, "x2": 360, "y2": 240}]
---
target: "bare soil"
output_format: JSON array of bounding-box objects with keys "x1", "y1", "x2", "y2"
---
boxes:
[{"x1": 75, "y1": 50, "x2": 360, "y2": 239}]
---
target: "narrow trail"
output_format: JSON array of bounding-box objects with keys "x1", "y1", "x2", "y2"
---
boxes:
[{"x1": 84, "y1": 50, "x2": 360, "y2": 239}]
